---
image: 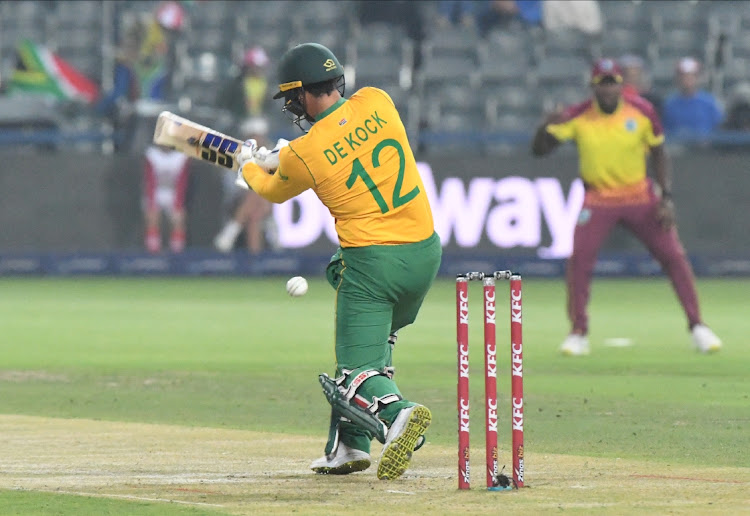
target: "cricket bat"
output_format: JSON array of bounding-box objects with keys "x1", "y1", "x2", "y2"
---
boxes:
[{"x1": 153, "y1": 111, "x2": 245, "y2": 171}]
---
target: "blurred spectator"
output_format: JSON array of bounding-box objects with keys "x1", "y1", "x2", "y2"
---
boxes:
[
  {"x1": 95, "y1": 35, "x2": 140, "y2": 151},
  {"x1": 136, "y1": 0, "x2": 185, "y2": 102},
  {"x1": 724, "y1": 83, "x2": 750, "y2": 131},
  {"x1": 143, "y1": 143, "x2": 190, "y2": 253},
  {"x1": 619, "y1": 54, "x2": 662, "y2": 114},
  {"x1": 437, "y1": 1, "x2": 476, "y2": 28},
  {"x1": 662, "y1": 57, "x2": 723, "y2": 138},
  {"x1": 543, "y1": 0, "x2": 602, "y2": 35},
  {"x1": 213, "y1": 117, "x2": 278, "y2": 254},
  {"x1": 477, "y1": 1, "x2": 543, "y2": 36},
  {"x1": 216, "y1": 46, "x2": 270, "y2": 134}
]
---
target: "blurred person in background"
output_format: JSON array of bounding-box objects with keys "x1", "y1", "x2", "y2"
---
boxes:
[
  {"x1": 619, "y1": 53, "x2": 662, "y2": 114},
  {"x1": 216, "y1": 46, "x2": 271, "y2": 134},
  {"x1": 213, "y1": 47, "x2": 277, "y2": 254},
  {"x1": 662, "y1": 57, "x2": 723, "y2": 138},
  {"x1": 143, "y1": 143, "x2": 190, "y2": 253},
  {"x1": 136, "y1": 0, "x2": 184, "y2": 102},
  {"x1": 96, "y1": 34, "x2": 140, "y2": 152},
  {"x1": 436, "y1": 1, "x2": 477, "y2": 28},
  {"x1": 531, "y1": 58, "x2": 722, "y2": 356},
  {"x1": 213, "y1": 117, "x2": 278, "y2": 254},
  {"x1": 476, "y1": 1, "x2": 543, "y2": 36},
  {"x1": 542, "y1": 0, "x2": 602, "y2": 35}
]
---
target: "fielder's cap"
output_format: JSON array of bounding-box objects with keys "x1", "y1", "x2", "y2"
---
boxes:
[
  {"x1": 676, "y1": 56, "x2": 701, "y2": 74},
  {"x1": 591, "y1": 58, "x2": 623, "y2": 84}
]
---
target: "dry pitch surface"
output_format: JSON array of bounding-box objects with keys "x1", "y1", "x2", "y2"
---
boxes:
[{"x1": 1, "y1": 415, "x2": 748, "y2": 515}]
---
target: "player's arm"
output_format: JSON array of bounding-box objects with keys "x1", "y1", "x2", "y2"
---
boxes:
[
  {"x1": 531, "y1": 124, "x2": 560, "y2": 156},
  {"x1": 650, "y1": 143, "x2": 676, "y2": 229},
  {"x1": 640, "y1": 102, "x2": 675, "y2": 229},
  {"x1": 531, "y1": 109, "x2": 571, "y2": 156},
  {"x1": 240, "y1": 144, "x2": 314, "y2": 203},
  {"x1": 650, "y1": 144, "x2": 671, "y2": 198}
]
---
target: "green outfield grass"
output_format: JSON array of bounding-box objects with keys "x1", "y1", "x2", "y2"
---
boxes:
[{"x1": 0, "y1": 276, "x2": 747, "y2": 514}]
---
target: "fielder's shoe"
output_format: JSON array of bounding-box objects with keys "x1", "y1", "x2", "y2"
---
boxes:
[
  {"x1": 377, "y1": 405, "x2": 431, "y2": 480},
  {"x1": 560, "y1": 334, "x2": 590, "y2": 356},
  {"x1": 310, "y1": 443, "x2": 371, "y2": 475},
  {"x1": 213, "y1": 221, "x2": 242, "y2": 253},
  {"x1": 691, "y1": 324, "x2": 722, "y2": 353}
]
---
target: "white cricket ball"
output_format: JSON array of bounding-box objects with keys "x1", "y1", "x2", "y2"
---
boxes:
[{"x1": 286, "y1": 276, "x2": 308, "y2": 297}]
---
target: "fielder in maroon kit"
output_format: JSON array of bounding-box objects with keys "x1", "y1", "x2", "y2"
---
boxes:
[{"x1": 531, "y1": 58, "x2": 722, "y2": 355}]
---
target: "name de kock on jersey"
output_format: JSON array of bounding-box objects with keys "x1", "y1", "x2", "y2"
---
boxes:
[{"x1": 323, "y1": 111, "x2": 388, "y2": 165}]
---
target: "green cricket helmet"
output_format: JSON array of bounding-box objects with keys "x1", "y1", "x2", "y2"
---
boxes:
[
  {"x1": 272, "y1": 43, "x2": 344, "y2": 99},
  {"x1": 272, "y1": 43, "x2": 346, "y2": 131}
]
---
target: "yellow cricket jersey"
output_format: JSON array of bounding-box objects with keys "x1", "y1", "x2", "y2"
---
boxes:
[
  {"x1": 242, "y1": 87, "x2": 434, "y2": 248},
  {"x1": 546, "y1": 97, "x2": 665, "y2": 197}
]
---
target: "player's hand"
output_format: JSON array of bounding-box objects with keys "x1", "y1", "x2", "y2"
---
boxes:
[
  {"x1": 657, "y1": 197, "x2": 676, "y2": 230},
  {"x1": 237, "y1": 139, "x2": 258, "y2": 169},
  {"x1": 543, "y1": 103, "x2": 566, "y2": 125},
  {"x1": 253, "y1": 138, "x2": 290, "y2": 173},
  {"x1": 234, "y1": 139, "x2": 258, "y2": 190}
]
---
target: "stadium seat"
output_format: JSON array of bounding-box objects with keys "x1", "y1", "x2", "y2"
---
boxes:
[
  {"x1": 540, "y1": 28, "x2": 600, "y2": 61},
  {"x1": 478, "y1": 35, "x2": 532, "y2": 89},
  {"x1": 599, "y1": 28, "x2": 651, "y2": 60},
  {"x1": 720, "y1": 57, "x2": 750, "y2": 93},
  {"x1": 292, "y1": 0, "x2": 354, "y2": 33},
  {"x1": 729, "y1": 30, "x2": 750, "y2": 61},
  {"x1": 422, "y1": 25, "x2": 480, "y2": 61},
  {"x1": 654, "y1": 29, "x2": 708, "y2": 62},
  {"x1": 599, "y1": 0, "x2": 649, "y2": 31},
  {"x1": 649, "y1": 56, "x2": 680, "y2": 95},
  {"x1": 486, "y1": 86, "x2": 539, "y2": 118},
  {"x1": 417, "y1": 55, "x2": 481, "y2": 93},
  {"x1": 534, "y1": 56, "x2": 589, "y2": 87},
  {"x1": 540, "y1": 85, "x2": 588, "y2": 111},
  {"x1": 486, "y1": 113, "x2": 539, "y2": 135},
  {"x1": 53, "y1": 0, "x2": 102, "y2": 28},
  {"x1": 354, "y1": 54, "x2": 404, "y2": 90},
  {"x1": 649, "y1": 1, "x2": 706, "y2": 33},
  {"x1": 484, "y1": 28, "x2": 535, "y2": 57}
]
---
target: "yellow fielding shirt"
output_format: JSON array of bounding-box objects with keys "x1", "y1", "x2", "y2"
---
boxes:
[
  {"x1": 546, "y1": 97, "x2": 665, "y2": 197},
  {"x1": 242, "y1": 87, "x2": 434, "y2": 247}
]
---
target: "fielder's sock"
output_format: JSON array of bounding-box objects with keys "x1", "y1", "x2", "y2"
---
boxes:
[
  {"x1": 146, "y1": 227, "x2": 161, "y2": 253},
  {"x1": 170, "y1": 229, "x2": 186, "y2": 253}
]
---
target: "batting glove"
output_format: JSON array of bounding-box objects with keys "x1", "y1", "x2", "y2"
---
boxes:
[
  {"x1": 253, "y1": 138, "x2": 289, "y2": 173},
  {"x1": 234, "y1": 139, "x2": 258, "y2": 189}
]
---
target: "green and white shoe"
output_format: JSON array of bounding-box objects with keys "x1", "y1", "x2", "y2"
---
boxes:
[
  {"x1": 310, "y1": 443, "x2": 371, "y2": 475},
  {"x1": 377, "y1": 405, "x2": 431, "y2": 480}
]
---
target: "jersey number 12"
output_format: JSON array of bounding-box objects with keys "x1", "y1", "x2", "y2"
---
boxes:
[{"x1": 345, "y1": 139, "x2": 420, "y2": 214}]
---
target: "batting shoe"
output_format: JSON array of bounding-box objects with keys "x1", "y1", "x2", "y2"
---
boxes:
[
  {"x1": 560, "y1": 334, "x2": 590, "y2": 356},
  {"x1": 691, "y1": 324, "x2": 722, "y2": 353},
  {"x1": 310, "y1": 443, "x2": 371, "y2": 475},
  {"x1": 377, "y1": 405, "x2": 431, "y2": 480}
]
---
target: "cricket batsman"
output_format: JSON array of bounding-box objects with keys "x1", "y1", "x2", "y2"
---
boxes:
[{"x1": 236, "y1": 43, "x2": 442, "y2": 480}]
